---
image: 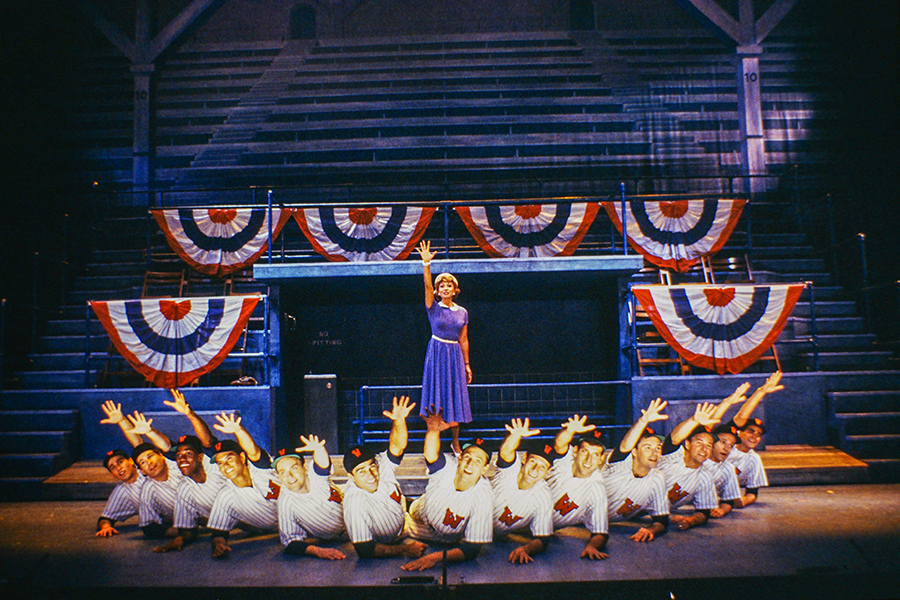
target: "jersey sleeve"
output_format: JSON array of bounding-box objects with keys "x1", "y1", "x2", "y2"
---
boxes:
[
  {"x1": 693, "y1": 471, "x2": 720, "y2": 511},
  {"x1": 462, "y1": 482, "x2": 494, "y2": 544},
  {"x1": 341, "y1": 487, "x2": 373, "y2": 544},
  {"x1": 100, "y1": 482, "x2": 139, "y2": 523}
]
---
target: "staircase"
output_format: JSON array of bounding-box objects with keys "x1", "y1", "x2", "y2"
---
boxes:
[
  {"x1": 0, "y1": 409, "x2": 80, "y2": 499},
  {"x1": 828, "y1": 390, "x2": 900, "y2": 482}
]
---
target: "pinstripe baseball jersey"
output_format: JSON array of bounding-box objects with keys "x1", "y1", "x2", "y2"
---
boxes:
[
  {"x1": 657, "y1": 446, "x2": 719, "y2": 511},
  {"x1": 206, "y1": 462, "x2": 280, "y2": 532},
  {"x1": 343, "y1": 451, "x2": 406, "y2": 544},
  {"x1": 724, "y1": 446, "x2": 769, "y2": 488},
  {"x1": 405, "y1": 452, "x2": 494, "y2": 544},
  {"x1": 489, "y1": 454, "x2": 554, "y2": 537},
  {"x1": 277, "y1": 461, "x2": 345, "y2": 547},
  {"x1": 138, "y1": 458, "x2": 184, "y2": 526},
  {"x1": 546, "y1": 447, "x2": 608, "y2": 534},
  {"x1": 100, "y1": 475, "x2": 146, "y2": 523},
  {"x1": 173, "y1": 454, "x2": 229, "y2": 529},
  {"x1": 702, "y1": 458, "x2": 742, "y2": 501},
  {"x1": 602, "y1": 453, "x2": 668, "y2": 521}
]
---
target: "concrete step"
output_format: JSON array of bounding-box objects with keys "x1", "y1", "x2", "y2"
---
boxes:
[
  {"x1": 829, "y1": 391, "x2": 900, "y2": 414},
  {"x1": 0, "y1": 410, "x2": 80, "y2": 431},
  {"x1": 44, "y1": 320, "x2": 108, "y2": 337},
  {"x1": 840, "y1": 434, "x2": 900, "y2": 459},
  {"x1": 791, "y1": 301, "x2": 858, "y2": 318},
  {"x1": 809, "y1": 334, "x2": 877, "y2": 351},
  {"x1": 70, "y1": 275, "x2": 143, "y2": 292},
  {"x1": 37, "y1": 336, "x2": 110, "y2": 353},
  {"x1": 0, "y1": 431, "x2": 74, "y2": 453},
  {"x1": 804, "y1": 351, "x2": 894, "y2": 371},
  {"x1": 864, "y1": 458, "x2": 900, "y2": 483},
  {"x1": 0, "y1": 477, "x2": 47, "y2": 500},
  {"x1": 832, "y1": 412, "x2": 900, "y2": 435},
  {"x1": 793, "y1": 317, "x2": 865, "y2": 335},
  {"x1": 24, "y1": 354, "x2": 89, "y2": 371},
  {"x1": 0, "y1": 453, "x2": 73, "y2": 477},
  {"x1": 753, "y1": 258, "x2": 827, "y2": 273},
  {"x1": 12, "y1": 370, "x2": 97, "y2": 390}
]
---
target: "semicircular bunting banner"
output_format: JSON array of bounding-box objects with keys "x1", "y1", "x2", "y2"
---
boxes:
[
  {"x1": 455, "y1": 203, "x2": 600, "y2": 258},
  {"x1": 632, "y1": 284, "x2": 803, "y2": 374},
  {"x1": 293, "y1": 206, "x2": 436, "y2": 261},
  {"x1": 601, "y1": 199, "x2": 746, "y2": 272},
  {"x1": 91, "y1": 296, "x2": 260, "y2": 387},
  {"x1": 152, "y1": 208, "x2": 293, "y2": 276}
]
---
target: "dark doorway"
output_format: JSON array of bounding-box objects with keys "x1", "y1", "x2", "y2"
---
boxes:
[{"x1": 291, "y1": 4, "x2": 317, "y2": 39}]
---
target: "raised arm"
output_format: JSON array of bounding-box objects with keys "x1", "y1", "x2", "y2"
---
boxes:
[
  {"x1": 711, "y1": 382, "x2": 750, "y2": 423},
  {"x1": 669, "y1": 403, "x2": 719, "y2": 447},
  {"x1": 499, "y1": 418, "x2": 540, "y2": 463},
  {"x1": 554, "y1": 414, "x2": 596, "y2": 455},
  {"x1": 100, "y1": 401, "x2": 142, "y2": 448},
  {"x1": 421, "y1": 406, "x2": 451, "y2": 463},
  {"x1": 126, "y1": 411, "x2": 172, "y2": 452},
  {"x1": 296, "y1": 434, "x2": 330, "y2": 470},
  {"x1": 165, "y1": 389, "x2": 215, "y2": 447},
  {"x1": 733, "y1": 371, "x2": 783, "y2": 428},
  {"x1": 383, "y1": 395, "x2": 415, "y2": 458},
  {"x1": 619, "y1": 398, "x2": 668, "y2": 454},
  {"x1": 417, "y1": 240, "x2": 436, "y2": 309},
  {"x1": 213, "y1": 413, "x2": 261, "y2": 462}
]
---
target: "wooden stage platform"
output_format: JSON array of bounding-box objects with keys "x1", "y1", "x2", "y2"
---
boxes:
[{"x1": 42, "y1": 445, "x2": 869, "y2": 500}]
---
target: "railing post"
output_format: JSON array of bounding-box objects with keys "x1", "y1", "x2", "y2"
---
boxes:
[
  {"x1": 267, "y1": 189, "x2": 274, "y2": 264},
  {"x1": 746, "y1": 193, "x2": 754, "y2": 264},
  {"x1": 620, "y1": 182, "x2": 628, "y2": 255},
  {"x1": 443, "y1": 203, "x2": 450, "y2": 259},
  {"x1": 263, "y1": 295, "x2": 270, "y2": 385},
  {"x1": 806, "y1": 282, "x2": 819, "y2": 372},
  {"x1": 358, "y1": 386, "x2": 368, "y2": 445},
  {"x1": 630, "y1": 291, "x2": 638, "y2": 378}
]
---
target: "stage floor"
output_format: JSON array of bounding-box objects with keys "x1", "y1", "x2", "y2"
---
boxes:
[{"x1": 1, "y1": 484, "x2": 898, "y2": 600}]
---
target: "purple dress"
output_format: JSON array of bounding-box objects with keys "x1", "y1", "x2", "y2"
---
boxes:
[{"x1": 421, "y1": 301, "x2": 471, "y2": 424}]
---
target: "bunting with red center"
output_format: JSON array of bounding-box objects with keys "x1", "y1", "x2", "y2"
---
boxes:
[
  {"x1": 152, "y1": 208, "x2": 293, "y2": 276},
  {"x1": 90, "y1": 296, "x2": 260, "y2": 387},
  {"x1": 631, "y1": 284, "x2": 803, "y2": 374},
  {"x1": 601, "y1": 199, "x2": 746, "y2": 272},
  {"x1": 293, "y1": 206, "x2": 436, "y2": 261},
  {"x1": 455, "y1": 202, "x2": 600, "y2": 258}
]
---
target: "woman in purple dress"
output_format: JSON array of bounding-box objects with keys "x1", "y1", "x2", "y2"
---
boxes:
[{"x1": 417, "y1": 240, "x2": 472, "y2": 454}]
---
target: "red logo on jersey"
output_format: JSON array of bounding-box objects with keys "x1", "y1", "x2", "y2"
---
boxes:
[
  {"x1": 616, "y1": 498, "x2": 641, "y2": 516},
  {"x1": 390, "y1": 488, "x2": 402, "y2": 504},
  {"x1": 265, "y1": 480, "x2": 281, "y2": 500},
  {"x1": 734, "y1": 466, "x2": 742, "y2": 475},
  {"x1": 498, "y1": 506, "x2": 523, "y2": 527},
  {"x1": 442, "y1": 508, "x2": 464, "y2": 529},
  {"x1": 554, "y1": 493, "x2": 579, "y2": 517},
  {"x1": 667, "y1": 483, "x2": 688, "y2": 504},
  {"x1": 328, "y1": 486, "x2": 343, "y2": 504}
]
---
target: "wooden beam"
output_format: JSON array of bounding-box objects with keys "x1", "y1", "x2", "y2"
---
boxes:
[
  {"x1": 75, "y1": 1, "x2": 134, "y2": 61},
  {"x1": 674, "y1": 0, "x2": 741, "y2": 44},
  {"x1": 148, "y1": 0, "x2": 222, "y2": 62},
  {"x1": 756, "y1": 0, "x2": 801, "y2": 43}
]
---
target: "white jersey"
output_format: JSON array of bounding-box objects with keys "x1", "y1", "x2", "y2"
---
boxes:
[
  {"x1": 657, "y1": 446, "x2": 719, "y2": 511},
  {"x1": 602, "y1": 454, "x2": 668, "y2": 521},
  {"x1": 546, "y1": 447, "x2": 608, "y2": 534},
  {"x1": 173, "y1": 454, "x2": 228, "y2": 529},
  {"x1": 343, "y1": 451, "x2": 406, "y2": 544},
  {"x1": 207, "y1": 462, "x2": 280, "y2": 532},
  {"x1": 702, "y1": 458, "x2": 742, "y2": 502},
  {"x1": 406, "y1": 453, "x2": 494, "y2": 544},
  {"x1": 100, "y1": 475, "x2": 146, "y2": 523},
  {"x1": 725, "y1": 446, "x2": 769, "y2": 489},
  {"x1": 277, "y1": 461, "x2": 345, "y2": 547},
  {"x1": 138, "y1": 458, "x2": 184, "y2": 526},
  {"x1": 489, "y1": 454, "x2": 553, "y2": 537}
]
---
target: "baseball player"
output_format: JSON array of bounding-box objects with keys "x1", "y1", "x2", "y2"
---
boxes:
[
  {"x1": 206, "y1": 413, "x2": 280, "y2": 559},
  {"x1": 133, "y1": 439, "x2": 183, "y2": 539},
  {"x1": 272, "y1": 434, "x2": 346, "y2": 560},
  {"x1": 703, "y1": 422, "x2": 743, "y2": 518},
  {"x1": 401, "y1": 407, "x2": 494, "y2": 571},
  {"x1": 547, "y1": 415, "x2": 609, "y2": 559},
  {"x1": 489, "y1": 418, "x2": 554, "y2": 564},
  {"x1": 95, "y1": 449, "x2": 145, "y2": 537},
  {"x1": 656, "y1": 402, "x2": 721, "y2": 531},
  {"x1": 725, "y1": 371, "x2": 783, "y2": 507},
  {"x1": 153, "y1": 390, "x2": 227, "y2": 553},
  {"x1": 602, "y1": 398, "x2": 669, "y2": 542},
  {"x1": 342, "y1": 395, "x2": 427, "y2": 559}
]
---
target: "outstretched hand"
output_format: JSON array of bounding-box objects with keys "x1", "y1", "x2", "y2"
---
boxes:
[
  {"x1": 692, "y1": 402, "x2": 720, "y2": 428},
  {"x1": 213, "y1": 412, "x2": 242, "y2": 435},
  {"x1": 505, "y1": 417, "x2": 541, "y2": 440},
  {"x1": 759, "y1": 371, "x2": 784, "y2": 395},
  {"x1": 724, "y1": 382, "x2": 751, "y2": 406},
  {"x1": 383, "y1": 395, "x2": 416, "y2": 422},
  {"x1": 100, "y1": 401, "x2": 126, "y2": 425},
  {"x1": 126, "y1": 411, "x2": 154, "y2": 435},
  {"x1": 417, "y1": 240, "x2": 436, "y2": 264},
  {"x1": 561, "y1": 414, "x2": 596, "y2": 436},
  {"x1": 640, "y1": 398, "x2": 669, "y2": 424},
  {"x1": 164, "y1": 389, "x2": 190, "y2": 414},
  {"x1": 422, "y1": 405, "x2": 452, "y2": 432},
  {"x1": 296, "y1": 434, "x2": 327, "y2": 454}
]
